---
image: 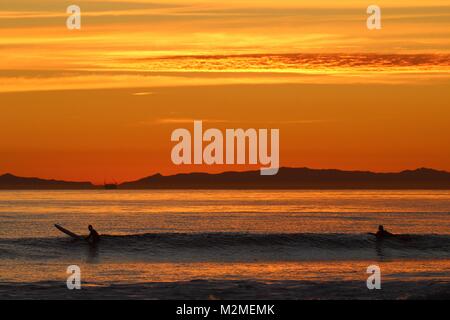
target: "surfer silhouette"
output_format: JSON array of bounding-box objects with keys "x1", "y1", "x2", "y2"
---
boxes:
[
  {"x1": 375, "y1": 225, "x2": 394, "y2": 238},
  {"x1": 86, "y1": 225, "x2": 100, "y2": 245}
]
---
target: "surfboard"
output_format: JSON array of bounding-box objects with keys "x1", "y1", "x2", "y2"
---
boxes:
[{"x1": 55, "y1": 224, "x2": 83, "y2": 240}]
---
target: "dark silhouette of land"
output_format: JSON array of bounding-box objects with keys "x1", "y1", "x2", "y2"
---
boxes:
[
  {"x1": 1, "y1": 168, "x2": 450, "y2": 190},
  {"x1": 120, "y1": 167, "x2": 450, "y2": 189},
  {"x1": 0, "y1": 173, "x2": 94, "y2": 190}
]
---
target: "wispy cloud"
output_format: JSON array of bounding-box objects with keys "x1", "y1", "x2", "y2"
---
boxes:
[
  {"x1": 126, "y1": 53, "x2": 450, "y2": 73},
  {"x1": 1, "y1": 1, "x2": 450, "y2": 92},
  {"x1": 131, "y1": 91, "x2": 154, "y2": 96},
  {"x1": 147, "y1": 118, "x2": 333, "y2": 126},
  {"x1": 153, "y1": 118, "x2": 228, "y2": 124}
]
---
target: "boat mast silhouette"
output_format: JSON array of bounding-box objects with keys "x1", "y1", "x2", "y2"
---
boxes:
[{"x1": 103, "y1": 179, "x2": 118, "y2": 190}]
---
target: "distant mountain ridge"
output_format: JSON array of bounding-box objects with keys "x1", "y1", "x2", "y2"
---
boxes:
[
  {"x1": 0, "y1": 173, "x2": 95, "y2": 190},
  {"x1": 119, "y1": 167, "x2": 450, "y2": 189},
  {"x1": 1, "y1": 168, "x2": 450, "y2": 190}
]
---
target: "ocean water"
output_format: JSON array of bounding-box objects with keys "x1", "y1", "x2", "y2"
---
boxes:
[{"x1": 0, "y1": 190, "x2": 450, "y2": 299}]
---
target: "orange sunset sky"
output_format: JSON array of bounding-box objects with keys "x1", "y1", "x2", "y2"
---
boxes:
[{"x1": 0, "y1": 0, "x2": 449, "y2": 184}]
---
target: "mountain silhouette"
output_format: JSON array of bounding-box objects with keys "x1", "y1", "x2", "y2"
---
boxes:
[
  {"x1": 0, "y1": 173, "x2": 94, "y2": 190},
  {"x1": 1, "y1": 168, "x2": 450, "y2": 190},
  {"x1": 119, "y1": 167, "x2": 450, "y2": 189}
]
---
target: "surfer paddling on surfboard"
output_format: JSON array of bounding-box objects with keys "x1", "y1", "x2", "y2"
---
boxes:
[
  {"x1": 368, "y1": 225, "x2": 413, "y2": 241},
  {"x1": 54, "y1": 224, "x2": 100, "y2": 245},
  {"x1": 376, "y1": 225, "x2": 394, "y2": 237},
  {"x1": 369, "y1": 225, "x2": 395, "y2": 239},
  {"x1": 86, "y1": 225, "x2": 100, "y2": 245}
]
